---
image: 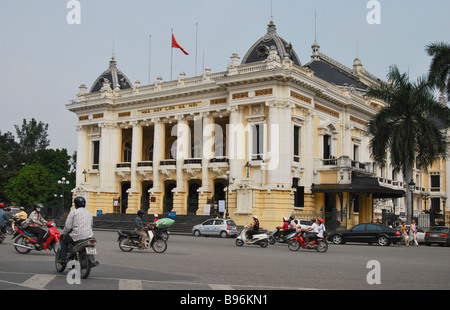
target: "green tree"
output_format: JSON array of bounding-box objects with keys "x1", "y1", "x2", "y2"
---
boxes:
[
  {"x1": 0, "y1": 131, "x2": 21, "y2": 202},
  {"x1": 366, "y1": 65, "x2": 450, "y2": 223},
  {"x1": 4, "y1": 163, "x2": 56, "y2": 207},
  {"x1": 14, "y1": 118, "x2": 50, "y2": 162},
  {"x1": 426, "y1": 42, "x2": 450, "y2": 101}
]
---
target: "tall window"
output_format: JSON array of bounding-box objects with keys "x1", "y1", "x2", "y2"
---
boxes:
[
  {"x1": 431, "y1": 174, "x2": 440, "y2": 191},
  {"x1": 323, "y1": 134, "x2": 331, "y2": 159},
  {"x1": 123, "y1": 142, "x2": 132, "y2": 162},
  {"x1": 92, "y1": 140, "x2": 100, "y2": 170},
  {"x1": 251, "y1": 123, "x2": 264, "y2": 160},
  {"x1": 293, "y1": 125, "x2": 301, "y2": 162}
]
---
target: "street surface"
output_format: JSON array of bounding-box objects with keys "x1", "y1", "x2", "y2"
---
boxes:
[{"x1": 1, "y1": 229, "x2": 449, "y2": 293}]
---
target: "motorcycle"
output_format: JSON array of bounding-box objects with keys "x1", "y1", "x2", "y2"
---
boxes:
[
  {"x1": 235, "y1": 226, "x2": 269, "y2": 248},
  {"x1": 287, "y1": 229, "x2": 328, "y2": 253},
  {"x1": 55, "y1": 237, "x2": 100, "y2": 279},
  {"x1": 117, "y1": 227, "x2": 167, "y2": 253},
  {"x1": 12, "y1": 220, "x2": 61, "y2": 254},
  {"x1": 268, "y1": 227, "x2": 297, "y2": 245}
]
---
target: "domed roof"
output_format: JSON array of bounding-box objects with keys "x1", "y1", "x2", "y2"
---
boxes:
[
  {"x1": 241, "y1": 20, "x2": 301, "y2": 66},
  {"x1": 90, "y1": 56, "x2": 133, "y2": 93}
]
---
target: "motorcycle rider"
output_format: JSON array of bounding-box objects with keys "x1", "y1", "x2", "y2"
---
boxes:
[
  {"x1": 247, "y1": 215, "x2": 260, "y2": 241},
  {"x1": 316, "y1": 218, "x2": 326, "y2": 245},
  {"x1": 282, "y1": 215, "x2": 297, "y2": 238},
  {"x1": 135, "y1": 210, "x2": 149, "y2": 249},
  {"x1": 58, "y1": 196, "x2": 93, "y2": 262},
  {"x1": 27, "y1": 203, "x2": 48, "y2": 250},
  {"x1": 0, "y1": 203, "x2": 8, "y2": 238},
  {"x1": 275, "y1": 217, "x2": 289, "y2": 239},
  {"x1": 304, "y1": 217, "x2": 319, "y2": 245}
]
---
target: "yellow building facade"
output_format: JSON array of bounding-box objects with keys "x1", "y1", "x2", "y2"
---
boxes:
[{"x1": 67, "y1": 21, "x2": 449, "y2": 230}]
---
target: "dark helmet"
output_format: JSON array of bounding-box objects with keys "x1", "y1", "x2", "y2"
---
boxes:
[
  {"x1": 74, "y1": 196, "x2": 86, "y2": 209},
  {"x1": 137, "y1": 210, "x2": 145, "y2": 216},
  {"x1": 33, "y1": 203, "x2": 45, "y2": 212}
]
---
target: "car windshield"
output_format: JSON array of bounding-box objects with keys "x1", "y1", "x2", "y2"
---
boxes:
[
  {"x1": 429, "y1": 227, "x2": 449, "y2": 232},
  {"x1": 300, "y1": 220, "x2": 312, "y2": 226},
  {"x1": 226, "y1": 220, "x2": 236, "y2": 226}
]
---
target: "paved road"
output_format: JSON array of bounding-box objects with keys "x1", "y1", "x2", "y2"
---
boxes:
[{"x1": 1, "y1": 230, "x2": 449, "y2": 293}]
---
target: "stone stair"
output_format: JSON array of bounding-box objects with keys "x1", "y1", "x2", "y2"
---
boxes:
[{"x1": 93, "y1": 213, "x2": 212, "y2": 234}]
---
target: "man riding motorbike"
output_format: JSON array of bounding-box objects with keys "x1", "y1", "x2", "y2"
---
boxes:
[
  {"x1": 304, "y1": 217, "x2": 319, "y2": 245},
  {"x1": 58, "y1": 196, "x2": 93, "y2": 262},
  {"x1": 275, "y1": 217, "x2": 289, "y2": 239},
  {"x1": 135, "y1": 210, "x2": 149, "y2": 249},
  {"x1": 0, "y1": 203, "x2": 8, "y2": 238},
  {"x1": 26, "y1": 203, "x2": 48, "y2": 250}
]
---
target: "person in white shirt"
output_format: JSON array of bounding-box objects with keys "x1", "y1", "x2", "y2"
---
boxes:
[
  {"x1": 58, "y1": 196, "x2": 93, "y2": 262},
  {"x1": 304, "y1": 218, "x2": 318, "y2": 244},
  {"x1": 317, "y1": 218, "x2": 326, "y2": 239},
  {"x1": 409, "y1": 220, "x2": 419, "y2": 246}
]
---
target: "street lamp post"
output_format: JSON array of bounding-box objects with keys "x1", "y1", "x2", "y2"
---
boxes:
[
  {"x1": 408, "y1": 179, "x2": 415, "y2": 223},
  {"x1": 58, "y1": 177, "x2": 70, "y2": 219}
]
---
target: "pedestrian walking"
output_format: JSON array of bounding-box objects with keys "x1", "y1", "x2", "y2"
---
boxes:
[
  {"x1": 409, "y1": 220, "x2": 419, "y2": 246},
  {"x1": 400, "y1": 221, "x2": 409, "y2": 246}
]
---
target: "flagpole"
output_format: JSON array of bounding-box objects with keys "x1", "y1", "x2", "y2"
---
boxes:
[
  {"x1": 148, "y1": 35, "x2": 152, "y2": 84},
  {"x1": 171, "y1": 28, "x2": 173, "y2": 81},
  {"x1": 195, "y1": 22, "x2": 198, "y2": 76}
]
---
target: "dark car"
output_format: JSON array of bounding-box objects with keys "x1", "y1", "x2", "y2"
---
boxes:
[
  {"x1": 424, "y1": 226, "x2": 450, "y2": 246},
  {"x1": 329, "y1": 223, "x2": 402, "y2": 246}
]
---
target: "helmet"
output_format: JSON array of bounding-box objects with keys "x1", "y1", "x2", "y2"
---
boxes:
[
  {"x1": 253, "y1": 215, "x2": 258, "y2": 219},
  {"x1": 33, "y1": 203, "x2": 45, "y2": 212},
  {"x1": 310, "y1": 217, "x2": 316, "y2": 222},
  {"x1": 283, "y1": 217, "x2": 288, "y2": 221},
  {"x1": 74, "y1": 196, "x2": 86, "y2": 209},
  {"x1": 290, "y1": 215, "x2": 295, "y2": 220},
  {"x1": 318, "y1": 218, "x2": 324, "y2": 223},
  {"x1": 0, "y1": 203, "x2": 5, "y2": 208},
  {"x1": 137, "y1": 210, "x2": 145, "y2": 216},
  {"x1": 153, "y1": 214, "x2": 159, "y2": 218}
]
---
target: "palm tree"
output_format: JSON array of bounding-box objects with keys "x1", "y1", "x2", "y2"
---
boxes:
[
  {"x1": 426, "y1": 42, "x2": 450, "y2": 101},
  {"x1": 366, "y1": 65, "x2": 450, "y2": 223}
]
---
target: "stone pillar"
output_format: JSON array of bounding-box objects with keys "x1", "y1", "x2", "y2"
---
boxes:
[
  {"x1": 130, "y1": 121, "x2": 142, "y2": 194},
  {"x1": 228, "y1": 106, "x2": 244, "y2": 182},
  {"x1": 200, "y1": 113, "x2": 213, "y2": 193},
  {"x1": 75, "y1": 125, "x2": 88, "y2": 188},
  {"x1": 99, "y1": 122, "x2": 120, "y2": 193}
]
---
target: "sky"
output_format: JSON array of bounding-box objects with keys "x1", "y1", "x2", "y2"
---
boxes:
[{"x1": 0, "y1": 0, "x2": 449, "y2": 155}]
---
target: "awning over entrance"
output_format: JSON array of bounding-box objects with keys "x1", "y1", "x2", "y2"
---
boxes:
[{"x1": 311, "y1": 177, "x2": 405, "y2": 199}]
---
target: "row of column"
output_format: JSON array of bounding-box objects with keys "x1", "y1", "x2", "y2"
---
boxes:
[{"x1": 76, "y1": 102, "x2": 302, "y2": 196}]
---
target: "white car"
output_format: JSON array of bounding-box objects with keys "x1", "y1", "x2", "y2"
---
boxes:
[
  {"x1": 295, "y1": 219, "x2": 312, "y2": 231},
  {"x1": 192, "y1": 218, "x2": 239, "y2": 238}
]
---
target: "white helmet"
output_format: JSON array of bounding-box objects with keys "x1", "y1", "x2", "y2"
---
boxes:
[{"x1": 154, "y1": 214, "x2": 159, "y2": 218}]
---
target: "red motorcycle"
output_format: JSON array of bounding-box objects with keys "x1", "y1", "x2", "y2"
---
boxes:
[
  {"x1": 12, "y1": 220, "x2": 61, "y2": 254},
  {"x1": 287, "y1": 229, "x2": 328, "y2": 253}
]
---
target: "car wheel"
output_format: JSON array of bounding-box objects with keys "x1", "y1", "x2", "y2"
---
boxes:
[
  {"x1": 220, "y1": 231, "x2": 228, "y2": 238},
  {"x1": 193, "y1": 230, "x2": 201, "y2": 237},
  {"x1": 377, "y1": 236, "x2": 389, "y2": 246},
  {"x1": 332, "y1": 234, "x2": 343, "y2": 244}
]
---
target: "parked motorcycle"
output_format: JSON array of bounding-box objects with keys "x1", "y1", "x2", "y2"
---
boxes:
[
  {"x1": 267, "y1": 227, "x2": 297, "y2": 245},
  {"x1": 12, "y1": 220, "x2": 61, "y2": 254},
  {"x1": 287, "y1": 229, "x2": 328, "y2": 253},
  {"x1": 117, "y1": 228, "x2": 167, "y2": 253},
  {"x1": 55, "y1": 237, "x2": 100, "y2": 279},
  {"x1": 235, "y1": 226, "x2": 269, "y2": 248}
]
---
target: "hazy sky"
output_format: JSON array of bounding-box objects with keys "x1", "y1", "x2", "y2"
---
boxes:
[{"x1": 0, "y1": 0, "x2": 449, "y2": 154}]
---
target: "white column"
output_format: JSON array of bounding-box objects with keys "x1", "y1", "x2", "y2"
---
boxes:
[
  {"x1": 99, "y1": 122, "x2": 120, "y2": 192},
  {"x1": 279, "y1": 104, "x2": 292, "y2": 187},
  {"x1": 175, "y1": 116, "x2": 188, "y2": 192},
  {"x1": 151, "y1": 118, "x2": 162, "y2": 193},
  {"x1": 130, "y1": 121, "x2": 142, "y2": 193},
  {"x1": 200, "y1": 113, "x2": 213, "y2": 192},
  {"x1": 228, "y1": 106, "x2": 244, "y2": 182},
  {"x1": 303, "y1": 111, "x2": 314, "y2": 192},
  {"x1": 267, "y1": 101, "x2": 280, "y2": 185},
  {"x1": 75, "y1": 125, "x2": 88, "y2": 188}
]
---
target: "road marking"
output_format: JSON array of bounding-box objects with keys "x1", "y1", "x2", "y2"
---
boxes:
[
  {"x1": 119, "y1": 279, "x2": 143, "y2": 290},
  {"x1": 21, "y1": 274, "x2": 56, "y2": 290},
  {"x1": 208, "y1": 284, "x2": 235, "y2": 290}
]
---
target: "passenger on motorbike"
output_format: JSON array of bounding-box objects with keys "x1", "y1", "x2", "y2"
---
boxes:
[
  {"x1": 282, "y1": 215, "x2": 297, "y2": 238},
  {"x1": 135, "y1": 210, "x2": 149, "y2": 249},
  {"x1": 58, "y1": 197, "x2": 93, "y2": 262},
  {"x1": 13, "y1": 207, "x2": 27, "y2": 220},
  {"x1": 247, "y1": 215, "x2": 260, "y2": 241},
  {"x1": 315, "y1": 218, "x2": 326, "y2": 246},
  {"x1": 27, "y1": 203, "x2": 48, "y2": 250},
  {"x1": 304, "y1": 218, "x2": 318, "y2": 245}
]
